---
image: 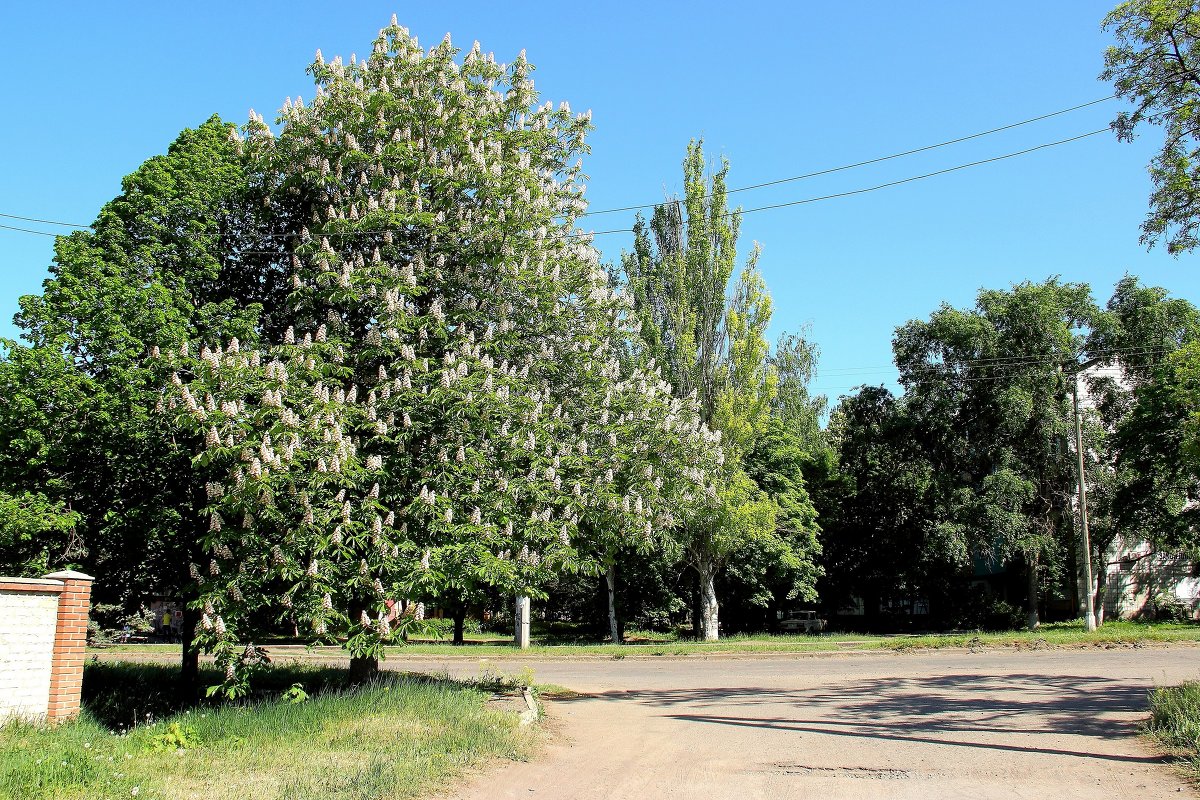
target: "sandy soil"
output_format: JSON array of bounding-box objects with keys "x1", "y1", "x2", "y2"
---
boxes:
[{"x1": 408, "y1": 646, "x2": 1200, "y2": 800}]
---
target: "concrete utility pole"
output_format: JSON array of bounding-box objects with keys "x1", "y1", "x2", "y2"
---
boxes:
[
  {"x1": 1071, "y1": 374, "x2": 1097, "y2": 632},
  {"x1": 1066, "y1": 354, "x2": 1102, "y2": 632},
  {"x1": 514, "y1": 595, "x2": 531, "y2": 649}
]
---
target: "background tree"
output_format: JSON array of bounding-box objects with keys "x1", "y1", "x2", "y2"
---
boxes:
[
  {"x1": 1090, "y1": 277, "x2": 1200, "y2": 553},
  {"x1": 622, "y1": 141, "x2": 824, "y2": 640},
  {"x1": 0, "y1": 115, "x2": 289, "y2": 690},
  {"x1": 771, "y1": 330, "x2": 827, "y2": 452},
  {"x1": 893, "y1": 280, "x2": 1101, "y2": 628},
  {"x1": 814, "y1": 387, "x2": 956, "y2": 629},
  {"x1": 1102, "y1": 0, "x2": 1200, "y2": 253}
]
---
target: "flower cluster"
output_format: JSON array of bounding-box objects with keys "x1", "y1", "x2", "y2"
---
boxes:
[{"x1": 168, "y1": 20, "x2": 724, "y2": 682}]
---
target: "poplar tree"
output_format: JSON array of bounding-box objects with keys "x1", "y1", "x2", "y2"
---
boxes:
[{"x1": 622, "y1": 141, "x2": 817, "y2": 640}]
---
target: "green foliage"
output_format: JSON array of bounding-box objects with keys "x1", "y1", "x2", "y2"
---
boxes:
[
  {"x1": 0, "y1": 114, "x2": 285, "y2": 641},
  {"x1": 622, "y1": 140, "x2": 777, "y2": 454},
  {"x1": 771, "y1": 330, "x2": 826, "y2": 451},
  {"x1": 814, "y1": 280, "x2": 1114, "y2": 627},
  {"x1": 87, "y1": 604, "x2": 156, "y2": 646},
  {"x1": 0, "y1": 489, "x2": 80, "y2": 575},
  {"x1": 167, "y1": 23, "x2": 722, "y2": 684},
  {"x1": 1092, "y1": 278, "x2": 1200, "y2": 551},
  {"x1": 817, "y1": 386, "x2": 950, "y2": 617},
  {"x1": 1102, "y1": 0, "x2": 1200, "y2": 253},
  {"x1": 740, "y1": 416, "x2": 823, "y2": 604},
  {"x1": 894, "y1": 279, "x2": 1099, "y2": 565},
  {"x1": 3, "y1": 662, "x2": 536, "y2": 800},
  {"x1": 420, "y1": 616, "x2": 483, "y2": 638},
  {"x1": 144, "y1": 721, "x2": 199, "y2": 752},
  {"x1": 279, "y1": 683, "x2": 310, "y2": 704},
  {"x1": 620, "y1": 140, "x2": 826, "y2": 639}
]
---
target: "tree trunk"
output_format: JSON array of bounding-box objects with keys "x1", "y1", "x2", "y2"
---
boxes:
[
  {"x1": 179, "y1": 606, "x2": 200, "y2": 697},
  {"x1": 691, "y1": 573, "x2": 702, "y2": 639},
  {"x1": 1093, "y1": 570, "x2": 1106, "y2": 626},
  {"x1": 698, "y1": 559, "x2": 719, "y2": 641},
  {"x1": 452, "y1": 607, "x2": 465, "y2": 645},
  {"x1": 1026, "y1": 553, "x2": 1040, "y2": 630},
  {"x1": 605, "y1": 564, "x2": 621, "y2": 644},
  {"x1": 863, "y1": 590, "x2": 881, "y2": 633},
  {"x1": 349, "y1": 655, "x2": 379, "y2": 683}
]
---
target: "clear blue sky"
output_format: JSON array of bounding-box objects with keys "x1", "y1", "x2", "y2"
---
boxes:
[{"x1": 1, "y1": 1, "x2": 1191, "y2": 399}]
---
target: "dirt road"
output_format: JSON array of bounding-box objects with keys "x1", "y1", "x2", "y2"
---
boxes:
[{"x1": 402, "y1": 646, "x2": 1200, "y2": 799}]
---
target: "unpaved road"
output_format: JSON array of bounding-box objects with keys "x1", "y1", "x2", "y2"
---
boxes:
[{"x1": 402, "y1": 646, "x2": 1200, "y2": 800}]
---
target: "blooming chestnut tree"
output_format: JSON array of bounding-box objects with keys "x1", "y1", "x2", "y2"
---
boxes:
[{"x1": 166, "y1": 20, "x2": 722, "y2": 686}]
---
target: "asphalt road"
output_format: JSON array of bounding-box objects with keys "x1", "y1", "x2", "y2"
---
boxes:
[{"x1": 400, "y1": 646, "x2": 1200, "y2": 800}]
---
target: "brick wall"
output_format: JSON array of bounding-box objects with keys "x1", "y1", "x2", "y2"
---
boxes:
[{"x1": 0, "y1": 571, "x2": 93, "y2": 723}]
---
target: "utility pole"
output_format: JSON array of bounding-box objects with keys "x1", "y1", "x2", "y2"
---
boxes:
[
  {"x1": 1067, "y1": 355, "x2": 1101, "y2": 632},
  {"x1": 1071, "y1": 374, "x2": 1097, "y2": 632}
]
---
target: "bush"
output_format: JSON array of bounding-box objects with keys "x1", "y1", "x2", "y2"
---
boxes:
[
  {"x1": 1142, "y1": 592, "x2": 1196, "y2": 623},
  {"x1": 81, "y1": 660, "x2": 360, "y2": 730}
]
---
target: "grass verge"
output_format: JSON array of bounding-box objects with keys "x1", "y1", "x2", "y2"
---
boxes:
[
  {"x1": 0, "y1": 662, "x2": 537, "y2": 800},
  {"x1": 1146, "y1": 682, "x2": 1200, "y2": 783},
  {"x1": 89, "y1": 620, "x2": 1200, "y2": 661}
]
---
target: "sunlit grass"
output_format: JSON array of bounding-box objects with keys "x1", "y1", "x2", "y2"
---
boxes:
[
  {"x1": 90, "y1": 619, "x2": 1200, "y2": 662},
  {"x1": 1146, "y1": 681, "x2": 1200, "y2": 783},
  {"x1": 0, "y1": 664, "x2": 537, "y2": 800}
]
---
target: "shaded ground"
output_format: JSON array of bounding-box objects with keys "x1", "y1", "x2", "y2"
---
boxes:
[{"x1": 415, "y1": 648, "x2": 1200, "y2": 799}]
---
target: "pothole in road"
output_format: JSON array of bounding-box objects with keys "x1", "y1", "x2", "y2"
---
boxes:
[{"x1": 773, "y1": 764, "x2": 911, "y2": 779}]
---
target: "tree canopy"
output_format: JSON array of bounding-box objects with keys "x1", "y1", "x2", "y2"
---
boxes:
[
  {"x1": 167, "y1": 24, "x2": 723, "y2": 683},
  {"x1": 1102, "y1": 0, "x2": 1200, "y2": 253}
]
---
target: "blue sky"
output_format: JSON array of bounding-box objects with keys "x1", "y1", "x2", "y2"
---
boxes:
[{"x1": 1, "y1": 1, "x2": 1191, "y2": 399}]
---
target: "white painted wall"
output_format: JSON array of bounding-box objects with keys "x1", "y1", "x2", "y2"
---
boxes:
[{"x1": 0, "y1": 583, "x2": 62, "y2": 722}]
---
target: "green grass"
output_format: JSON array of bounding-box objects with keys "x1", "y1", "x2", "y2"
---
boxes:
[
  {"x1": 91, "y1": 619, "x2": 1200, "y2": 662},
  {"x1": 1147, "y1": 682, "x2": 1200, "y2": 782},
  {"x1": 399, "y1": 619, "x2": 1200, "y2": 655},
  {"x1": 0, "y1": 663, "x2": 537, "y2": 800}
]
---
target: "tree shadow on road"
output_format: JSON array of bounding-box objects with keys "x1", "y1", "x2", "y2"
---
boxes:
[{"x1": 575, "y1": 673, "x2": 1165, "y2": 764}]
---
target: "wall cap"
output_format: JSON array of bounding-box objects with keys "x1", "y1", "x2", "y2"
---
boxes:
[
  {"x1": 0, "y1": 577, "x2": 65, "y2": 589},
  {"x1": 42, "y1": 571, "x2": 95, "y2": 582}
]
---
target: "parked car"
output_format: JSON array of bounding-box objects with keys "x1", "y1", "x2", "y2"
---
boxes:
[{"x1": 778, "y1": 610, "x2": 827, "y2": 634}]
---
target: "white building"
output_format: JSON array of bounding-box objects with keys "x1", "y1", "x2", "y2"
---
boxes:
[{"x1": 1074, "y1": 363, "x2": 1199, "y2": 621}]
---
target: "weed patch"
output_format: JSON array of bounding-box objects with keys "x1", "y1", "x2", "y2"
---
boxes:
[{"x1": 1146, "y1": 681, "x2": 1200, "y2": 783}]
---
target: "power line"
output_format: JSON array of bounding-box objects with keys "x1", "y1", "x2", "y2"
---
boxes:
[
  {"x1": 581, "y1": 95, "x2": 1117, "y2": 217},
  {"x1": 0, "y1": 212, "x2": 88, "y2": 228},
  {"x1": 729, "y1": 129, "x2": 1107, "y2": 219},
  {"x1": 819, "y1": 346, "x2": 1130, "y2": 375},
  {"x1": 0, "y1": 93, "x2": 1118, "y2": 240},
  {"x1": 223, "y1": 127, "x2": 1117, "y2": 241},
  {"x1": 0, "y1": 222, "x2": 62, "y2": 237},
  {"x1": 0, "y1": 126, "x2": 1111, "y2": 246}
]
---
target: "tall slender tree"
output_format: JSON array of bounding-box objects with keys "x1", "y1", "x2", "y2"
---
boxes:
[{"x1": 621, "y1": 140, "x2": 822, "y2": 640}]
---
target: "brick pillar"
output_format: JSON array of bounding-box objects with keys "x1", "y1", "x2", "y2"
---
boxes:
[{"x1": 43, "y1": 570, "x2": 93, "y2": 722}]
